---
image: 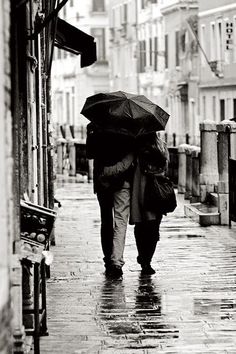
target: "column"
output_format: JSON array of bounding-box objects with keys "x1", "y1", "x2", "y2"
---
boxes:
[
  {"x1": 56, "y1": 138, "x2": 66, "y2": 174},
  {"x1": 199, "y1": 121, "x2": 218, "y2": 202},
  {"x1": 68, "y1": 139, "x2": 76, "y2": 177},
  {"x1": 191, "y1": 147, "x2": 201, "y2": 203},
  {"x1": 177, "y1": 144, "x2": 189, "y2": 194},
  {"x1": 217, "y1": 120, "x2": 236, "y2": 224},
  {"x1": 185, "y1": 145, "x2": 195, "y2": 200}
]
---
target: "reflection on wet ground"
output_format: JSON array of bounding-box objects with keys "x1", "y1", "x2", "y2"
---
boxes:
[{"x1": 41, "y1": 182, "x2": 236, "y2": 353}]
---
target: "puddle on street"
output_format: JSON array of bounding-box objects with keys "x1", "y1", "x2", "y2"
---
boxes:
[{"x1": 97, "y1": 276, "x2": 179, "y2": 340}]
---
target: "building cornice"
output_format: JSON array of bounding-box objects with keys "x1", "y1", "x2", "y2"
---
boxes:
[
  {"x1": 160, "y1": 1, "x2": 198, "y2": 15},
  {"x1": 199, "y1": 81, "x2": 236, "y2": 88},
  {"x1": 199, "y1": 3, "x2": 236, "y2": 18}
]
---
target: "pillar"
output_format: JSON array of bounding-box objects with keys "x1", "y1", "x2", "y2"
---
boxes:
[
  {"x1": 191, "y1": 147, "x2": 201, "y2": 203},
  {"x1": 56, "y1": 138, "x2": 66, "y2": 174},
  {"x1": 178, "y1": 144, "x2": 189, "y2": 194},
  {"x1": 230, "y1": 122, "x2": 236, "y2": 159},
  {"x1": 217, "y1": 120, "x2": 236, "y2": 225},
  {"x1": 199, "y1": 121, "x2": 218, "y2": 202},
  {"x1": 185, "y1": 145, "x2": 195, "y2": 200},
  {"x1": 68, "y1": 139, "x2": 76, "y2": 177}
]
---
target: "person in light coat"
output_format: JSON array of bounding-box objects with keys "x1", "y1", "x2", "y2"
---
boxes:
[{"x1": 130, "y1": 132, "x2": 169, "y2": 275}]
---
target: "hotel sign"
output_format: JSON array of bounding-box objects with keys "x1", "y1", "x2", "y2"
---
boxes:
[{"x1": 226, "y1": 22, "x2": 233, "y2": 50}]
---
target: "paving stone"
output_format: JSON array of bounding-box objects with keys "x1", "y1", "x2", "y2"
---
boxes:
[{"x1": 40, "y1": 182, "x2": 236, "y2": 353}]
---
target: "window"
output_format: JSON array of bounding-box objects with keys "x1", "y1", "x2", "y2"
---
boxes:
[
  {"x1": 233, "y1": 98, "x2": 236, "y2": 118},
  {"x1": 202, "y1": 96, "x2": 206, "y2": 120},
  {"x1": 210, "y1": 22, "x2": 216, "y2": 60},
  {"x1": 180, "y1": 31, "x2": 186, "y2": 52},
  {"x1": 220, "y1": 99, "x2": 225, "y2": 120},
  {"x1": 143, "y1": 40, "x2": 146, "y2": 68},
  {"x1": 139, "y1": 40, "x2": 146, "y2": 72},
  {"x1": 201, "y1": 24, "x2": 206, "y2": 66},
  {"x1": 154, "y1": 36, "x2": 158, "y2": 71},
  {"x1": 164, "y1": 34, "x2": 168, "y2": 68},
  {"x1": 66, "y1": 92, "x2": 70, "y2": 124},
  {"x1": 123, "y1": 3, "x2": 128, "y2": 23},
  {"x1": 175, "y1": 31, "x2": 180, "y2": 66},
  {"x1": 149, "y1": 38, "x2": 153, "y2": 66},
  {"x1": 91, "y1": 28, "x2": 106, "y2": 61},
  {"x1": 212, "y1": 96, "x2": 216, "y2": 118},
  {"x1": 217, "y1": 21, "x2": 223, "y2": 61},
  {"x1": 139, "y1": 41, "x2": 144, "y2": 72},
  {"x1": 92, "y1": 0, "x2": 105, "y2": 12}
]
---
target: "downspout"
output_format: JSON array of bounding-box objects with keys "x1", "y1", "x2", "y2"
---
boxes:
[{"x1": 135, "y1": 0, "x2": 140, "y2": 94}]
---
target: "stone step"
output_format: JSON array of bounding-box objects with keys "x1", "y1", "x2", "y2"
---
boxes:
[{"x1": 184, "y1": 202, "x2": 220, "y2": 226}]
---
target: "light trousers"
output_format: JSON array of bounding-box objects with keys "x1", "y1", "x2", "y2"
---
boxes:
[
  {"x1": 111, "y1": 181, "x2": 130, "y2": 267},
  {"x1": 97, "y1": 181, "x2": 130, "y2": 268}
]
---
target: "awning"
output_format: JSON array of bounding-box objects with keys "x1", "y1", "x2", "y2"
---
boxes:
[{"x1": 55, "y1": 18, "x2": 97, "y2": 68}]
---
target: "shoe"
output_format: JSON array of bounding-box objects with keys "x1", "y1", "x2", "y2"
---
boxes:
[
  {"x1": 105, "y1": 266, "x2": 113, "y2": 277},
  {"x1": 108, "y1": 265, "x2": 123, "y2": 279},
  {"x1": 141, "y1": 264, "x2": 156, "y2": 275}
]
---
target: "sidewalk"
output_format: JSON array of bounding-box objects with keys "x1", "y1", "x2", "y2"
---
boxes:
[{"x1": 41, "y1": 181, "x2": 236, "y2": 354}]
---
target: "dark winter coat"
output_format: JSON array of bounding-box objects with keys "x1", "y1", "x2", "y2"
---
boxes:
[{"x1": 86, "y1": 123, "x2": 135, "y2": 193}]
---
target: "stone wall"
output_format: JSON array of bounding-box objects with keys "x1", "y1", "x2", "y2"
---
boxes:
[{"x1": 0, "y1": 0, "x2": 14, "y2": 353}]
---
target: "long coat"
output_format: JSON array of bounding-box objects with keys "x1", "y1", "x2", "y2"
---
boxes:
[{"x1": 130, "y1": 135, "x2": 169, "y2": 225}]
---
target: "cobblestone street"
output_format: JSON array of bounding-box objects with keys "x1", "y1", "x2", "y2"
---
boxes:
[{"x1": 41, "y1": 180, "x2": 236, "y2": 354}]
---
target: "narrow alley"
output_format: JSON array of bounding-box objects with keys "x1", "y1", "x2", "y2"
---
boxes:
[{"x1": 41, "y1": 180, "x2": 236, "y2": 354}]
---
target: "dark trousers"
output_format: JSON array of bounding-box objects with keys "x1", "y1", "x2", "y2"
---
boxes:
[
  {"x1": 134, "y1": 217, "x2": 162, "y2": 265},
  {"x1": 97, "y1": 190, "x2": 114, "y2": 267}
]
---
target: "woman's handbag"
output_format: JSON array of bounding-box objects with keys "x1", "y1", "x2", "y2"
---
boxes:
[{"x1": 145, "y1": 174, "x2": 177, "y2": 215}]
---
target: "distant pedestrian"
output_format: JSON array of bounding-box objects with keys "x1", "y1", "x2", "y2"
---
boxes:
[
  {"x1": 130, "y1": 132, "x2": 170, "y2": 275},
  {"x1": 86, "y1": 123, "x2": 134, "y2": 279}
]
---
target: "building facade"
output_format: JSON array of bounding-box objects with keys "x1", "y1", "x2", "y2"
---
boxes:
[
  {"x1": 108, "y1": 0, "x2": 200, "y2": 146},
  {"x1": 137, "y1": 0, "x2": 165, "y2": 107},
  {"x1": 52, "y1": 0, "x2": 110, "y2": 143},
  {"x1": 109, "y1": 0, "x2": 139, "y2": 93},
  {"x1": 0, "y1": 0, "x2": 76, "y2": 352},
  {"x1": 160, "y1": 0, "x2": 199, "y2": 145},
  {"x1": 198, "y1": 0, "x2": 236, "y2": 123},
  {"x1": 109, "y1": 0, "x2": 165, "y2": 111}
]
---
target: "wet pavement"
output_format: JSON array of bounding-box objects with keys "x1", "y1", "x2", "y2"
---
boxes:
[{"x1": 41, "y1": 180, "x2": 236, "y2": 354}]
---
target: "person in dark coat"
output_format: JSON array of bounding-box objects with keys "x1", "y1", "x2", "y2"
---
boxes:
[
  {"x1": 130, "y1": 132, "x2": 169, "y2": 275},
  {"x1": 86, "y1": 123, "x2": 135, "y2": 278}
]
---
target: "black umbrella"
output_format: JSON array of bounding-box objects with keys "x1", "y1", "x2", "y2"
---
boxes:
[{"x1": 81, "y1": 91, "x2": 169, "y2": 136}]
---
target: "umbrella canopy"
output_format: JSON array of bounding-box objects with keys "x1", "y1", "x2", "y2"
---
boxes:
[{"x1": 81, "y1": 91, "x2": 169, "y2": 136}]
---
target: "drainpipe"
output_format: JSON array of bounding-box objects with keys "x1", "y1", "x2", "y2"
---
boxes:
[{"x1": 135, "y1": 0, "x2": 140, "y2": 94}]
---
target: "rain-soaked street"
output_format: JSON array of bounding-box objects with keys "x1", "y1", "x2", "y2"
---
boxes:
[{"x1": 41, "y1": 179, "x2": 236, "y2": 354}]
